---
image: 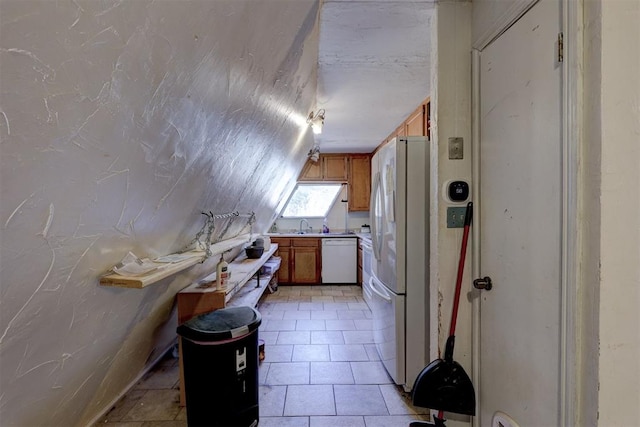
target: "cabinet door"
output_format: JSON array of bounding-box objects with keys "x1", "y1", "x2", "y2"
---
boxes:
[
  {"x1": 298, "y1": 159, "x2": 322, "y2": 181},
  {"x1": 322, "y1": 155, "x2": 348, "y2": 181},
  {"x1": 278, "y1": 248, "x2": 291, "y2": 283},
  {"x1": 405, "y1": 104, "x2": 425, "y2": 136},
  {"x1": 348, "y1": 155, "x2": 371, "y2": 211},
  {"x1": 291, "y1": 247, "x2": 320, "y2": 283},
  {"x1": 272, "y1": 238, "x2": 291, "y2": 283}
]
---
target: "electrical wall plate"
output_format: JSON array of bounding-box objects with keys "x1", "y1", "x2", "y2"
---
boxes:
[
  {"x1": 448, "y1": 137, "x2": 463, "y2": 159},
  {"x1": 447, "y1": 206, "x2": 467, "y2": 228}
]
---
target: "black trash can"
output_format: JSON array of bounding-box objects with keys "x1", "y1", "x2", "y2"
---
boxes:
[{"x1": 177, "y1": 306, "x2": 262, "y2": 427}]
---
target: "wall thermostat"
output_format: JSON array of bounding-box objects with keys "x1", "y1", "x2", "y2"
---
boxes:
[{"x1": 448, "y1": 181, "x2": 469, "y2": 202}]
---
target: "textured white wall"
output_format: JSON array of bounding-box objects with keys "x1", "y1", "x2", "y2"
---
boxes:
[{"x1": 0, "y1": 1, "x2": 319, "y2": 425}]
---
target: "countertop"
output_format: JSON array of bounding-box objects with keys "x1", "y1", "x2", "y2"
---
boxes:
[
  {"x1": 265, "y1": 232, "x2": 372, "y2": 244},
  {"x1": 266, "y1": 232, "x2": 359, "y2": 238}
]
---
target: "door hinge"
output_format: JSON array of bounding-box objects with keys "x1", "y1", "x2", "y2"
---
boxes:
[{"x1": 557, "y1": 32, "x2": 564, "y2": 63}]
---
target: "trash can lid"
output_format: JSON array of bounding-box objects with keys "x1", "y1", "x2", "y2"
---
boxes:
[{"x1": 177, "y1": 306, "x2": 262, "y2": 342}]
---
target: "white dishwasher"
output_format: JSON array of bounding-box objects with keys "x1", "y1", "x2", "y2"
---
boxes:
[{"x1": 321, "y1": 238, "x2": 357, "y2": 283}]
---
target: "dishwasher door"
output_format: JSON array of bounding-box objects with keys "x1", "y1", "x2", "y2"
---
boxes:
[{"x1": 321, "y1": 238, "x2": 357, "y2": 283}]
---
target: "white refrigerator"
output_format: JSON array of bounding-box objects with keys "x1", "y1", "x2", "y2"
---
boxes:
[{"x1": 365, "y1": 136, "x2": 429, "y2": 391}]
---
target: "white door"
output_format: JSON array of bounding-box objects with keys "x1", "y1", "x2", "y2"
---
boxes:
[{"x1": 478, "y1": 1, "x2": 562, "y2": 425}]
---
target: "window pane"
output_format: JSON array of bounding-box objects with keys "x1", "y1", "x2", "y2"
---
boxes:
[{"x1": 281, "y1": 184, "x2": 342, "y2": 217}]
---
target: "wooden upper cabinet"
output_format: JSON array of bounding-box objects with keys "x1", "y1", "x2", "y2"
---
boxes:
[
  {"x1": 406, "y1": 104, "x2": 426, "y2": 136},
  {"x1": 298, "y1": 154, "x2": 347, "y2": 182},
  {"x1": 296, "y1": 153, "x2": 370, "y2": 211},
  {"x1": 298, "y1": 159, "x2": 322, "y2": 181},
  {"x1": 348, "y1": 155, "x2": 371, "y2": 212},
  {"x1": 322, "y1": 154, "x2": 348, "y2": 181},
  {"x1": 377, "y1": 97, "x2": 431, "y2": 153}
]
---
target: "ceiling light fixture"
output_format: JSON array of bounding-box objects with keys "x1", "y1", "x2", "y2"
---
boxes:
[
  {"x1": 307, "y1": 144, "x2": 320, "y2": 162},
  {"x1": 307, "y1": 109, "x2": 325, "y2": 135}
]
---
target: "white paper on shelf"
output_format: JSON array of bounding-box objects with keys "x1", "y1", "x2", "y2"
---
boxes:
[{"x1": 112, "y1": 251, "x2": 162, "y2": 277}]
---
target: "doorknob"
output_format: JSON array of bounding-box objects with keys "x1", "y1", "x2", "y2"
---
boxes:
[{"x1": 473, "y1": 276, "x2": 493, "y2": 291}]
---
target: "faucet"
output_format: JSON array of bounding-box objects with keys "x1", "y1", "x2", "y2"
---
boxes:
[{"x1": 299, "y1": 219, "x2": 310, "y2": 234}]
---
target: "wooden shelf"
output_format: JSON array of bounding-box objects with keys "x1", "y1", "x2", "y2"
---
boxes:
[
  {"x1": 179, "y1": 243, "x2": 279, "y2": 307},
  {"x1": 226, "y1": 273, "x2": 275, "y2": 308},
  {"x1": 100, "y1": 233, "x2": 259, "y2": 289}
]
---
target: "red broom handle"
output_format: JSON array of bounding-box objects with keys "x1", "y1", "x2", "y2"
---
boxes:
[
  {"x1": 449, "y1": 202, "x2": 473, "y2": 338},
  {"x1": 438, "y1": 202, "x2": 473, "y2": 423}
]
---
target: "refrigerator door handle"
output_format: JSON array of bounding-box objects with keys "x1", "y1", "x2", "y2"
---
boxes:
[
  {"x1": 363, "y1": 279, "x2": 373, "y2": 300},
  {"x1": 370, "y1": 172, "x2": 382, "y2": 261},
  {"x1": 369, "y1": 276, "x2": 392, "y2": 302}
]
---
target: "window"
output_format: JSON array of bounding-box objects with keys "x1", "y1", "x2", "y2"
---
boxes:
[{"x1": 280, "y1": 184, "x2": 342, "y2": 218}]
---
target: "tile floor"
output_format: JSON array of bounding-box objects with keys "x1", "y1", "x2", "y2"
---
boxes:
[{"x1": 96, "y1": 285, "x2": 430, "y2": 427}]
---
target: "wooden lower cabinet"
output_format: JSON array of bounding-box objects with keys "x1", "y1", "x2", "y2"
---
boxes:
[
  {"x1": 292, "y1": 247, "x2": 319, "y2": 283},
  {"x1": 272, "y1": 237, "x2": 321, "y2": 284},
  {"x1": 277, "y1": 247, "x2": 291, "y2": 284}
]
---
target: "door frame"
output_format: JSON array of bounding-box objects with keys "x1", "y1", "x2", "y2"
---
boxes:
[{"x1": 470, "y1": 1, "x2": 582, "y2": 426}]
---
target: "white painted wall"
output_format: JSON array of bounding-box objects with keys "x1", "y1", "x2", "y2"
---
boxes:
[
  {"x1": 583, "y1": 0, "x2": 640, "y2": 425},
  {"x1": 580, "y1": 2, "x2": 603, "y2": 423},
  {"x1": 0, "y1": 1, "x2": 319, "y2": 425},
  {"x1": 471, "y1": 0, "x2": 535, "y2": 48},
  {"x1": 429, "y1": 3, "x2": 473, "y2": 426}
]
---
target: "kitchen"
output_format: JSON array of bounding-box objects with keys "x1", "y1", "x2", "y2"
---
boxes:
[{"x1": 0, "y1": 1, "x2": 637, "y2": 427}]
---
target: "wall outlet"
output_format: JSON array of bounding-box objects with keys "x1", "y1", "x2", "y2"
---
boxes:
[
  {"x1": 447, "y1": 206, "x2": 467, "y2": 228},
  {"x1": 449, "y1": 137, "x2": 463, "y2": 159}
]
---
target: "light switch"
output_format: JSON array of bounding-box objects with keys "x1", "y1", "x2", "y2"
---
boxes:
[
  {"x1": 447, "y1": 207, "x2": 467, "y2": 228},
  {"x1": 449, "y1": 137, "x2": 463, "y2": 159}
]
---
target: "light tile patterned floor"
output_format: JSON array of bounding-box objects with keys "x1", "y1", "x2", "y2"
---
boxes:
[{"x1": 96, "y1": 285, "x2": 430, "y2": 426}]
